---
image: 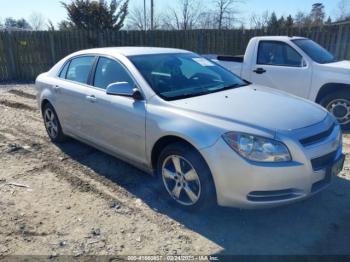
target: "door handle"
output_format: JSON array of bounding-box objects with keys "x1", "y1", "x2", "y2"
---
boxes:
[
  {"x1": 253, "y1": 68, "x2": 266, "y2": 74},
  {"x1": 86, "y1": 95, "x2": 97, "y2": 103}
]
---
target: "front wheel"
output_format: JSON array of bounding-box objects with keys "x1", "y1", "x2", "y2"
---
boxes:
[
  {"x1": 157, "y1": 142, "x2": 216, "y2": 210},
  {"x1": 320, "y1": 91, "x2": 350, "y2": 130}
]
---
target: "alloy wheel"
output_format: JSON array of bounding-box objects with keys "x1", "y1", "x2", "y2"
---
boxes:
[
  {"x1": 162, "y1": 155, "x2": 201, "y2": 206},
  {"x1": 44, "y1": 108, "x2": 59, "y2": 139}
]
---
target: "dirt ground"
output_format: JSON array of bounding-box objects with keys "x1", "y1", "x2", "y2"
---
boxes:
[{"x1": 0, "y1": 84, "x2": 350, "y2": 257}]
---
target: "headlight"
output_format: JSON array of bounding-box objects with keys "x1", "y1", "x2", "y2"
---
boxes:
[{"x1": 222, "y1": 132, "x2": 291, "y2": 162}]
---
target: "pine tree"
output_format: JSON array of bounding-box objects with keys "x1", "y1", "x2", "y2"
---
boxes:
[
  {"x1": 286, "y1": 15, "x2": 294, "y2": 28},
  {"x1": 310, "y1": 3, "x2": 325, "y2": 26},
  {"x1": 268, "y1": 12, "x2": 279, "y2": 31},
  {"x1": 60, "y1": 0, "x2": 129, "y2": 30}
]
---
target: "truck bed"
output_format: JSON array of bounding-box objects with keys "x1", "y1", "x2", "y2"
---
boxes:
[
  {"x1": 203, "y1": 54, "x2": 243, "y2": 76},
  {"x1": 203, "y1": 54, "x2": 244, "y2": 63},
  {"x1": 217, "y1": 55, "x2": 244, "y2": 63}
]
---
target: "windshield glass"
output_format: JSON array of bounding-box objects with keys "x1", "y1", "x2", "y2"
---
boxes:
[
  {"x1": 129, "y1": 53, "x2": 248, "y2": 101},
  {"x1": 292, "y1": 39, "x2": 336, "y2": 64}
]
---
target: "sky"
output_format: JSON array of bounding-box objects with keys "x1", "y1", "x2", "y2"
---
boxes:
[{"x1": 0, "y1": 0, "x2": 345, "y2": 28}]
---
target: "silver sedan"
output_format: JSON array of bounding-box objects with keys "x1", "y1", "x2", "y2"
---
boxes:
[{"x1": 36, "y1": 47, "x2": 345, "y2": 209}]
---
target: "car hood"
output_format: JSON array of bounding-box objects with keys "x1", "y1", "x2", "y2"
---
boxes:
[
  {"x1": 320, "y1": 60, "x2": 350, "y2": 73},
  {"x1": 170, "y1": 85, "x2": 328, "y2": 132}
]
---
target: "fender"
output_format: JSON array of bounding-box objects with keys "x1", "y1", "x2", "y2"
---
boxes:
[{"x1": 315, "y1": 83, "x2": 350, "y2": 103}]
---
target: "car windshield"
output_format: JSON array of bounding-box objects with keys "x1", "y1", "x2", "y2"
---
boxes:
[
  {"x1": 292, "y1": 39, "x2": 337, "y2": 64},
  {"x1": 129, "y1": 53, "x2": 248, "y2": 101}
]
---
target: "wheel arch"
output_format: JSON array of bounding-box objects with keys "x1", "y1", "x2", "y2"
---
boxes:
[
  {"x1": 151, "y1": 135, "x2": 200, "y2": 170},
  {"x1": 316, "y1": 83, "x2": 350, "y2": 103},
  {"x1": 41, "y1": 98, "x2": 51, "y2": 114},
  {"x1": 151, "y1": 135, "x2": 218, "y2": 206}
]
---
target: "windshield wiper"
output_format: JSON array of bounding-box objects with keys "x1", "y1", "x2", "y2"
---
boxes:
[
  {"x1": 202, "y1": 83, "x2": 248, "y2": 94},
  {"x1": 168, "y1": 91, "x2": 212, "y2": 100},
  {"x1": 220, "y1": 83, "x2": 249, "y2": 90},
  {"x1": 166, "y1": 83, "x2": 249, "y2": 101}
]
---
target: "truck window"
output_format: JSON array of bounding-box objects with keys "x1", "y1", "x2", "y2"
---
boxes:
[
  {"x1": 292, "y1": 39, "x2": 336, "y2": 64},
  {"x1": 257, "y1": 41, "x2": 303, "y2": 67}
]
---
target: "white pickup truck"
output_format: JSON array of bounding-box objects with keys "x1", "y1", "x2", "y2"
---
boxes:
[{"x1": 205, "y1": 36, "x2": 350, "y2": 130}]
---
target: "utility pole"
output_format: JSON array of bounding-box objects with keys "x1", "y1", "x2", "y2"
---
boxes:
[
  {"x1": 150, "y1": 0, "x2": 154, "y2": 30},
  {"x1": 143, "y1": 0, "x2": 147, "y2": 30}
]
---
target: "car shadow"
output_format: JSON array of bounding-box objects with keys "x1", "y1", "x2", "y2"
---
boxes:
[{"x1": 55, "y1": 139, "x2": 350, "y2": 255}]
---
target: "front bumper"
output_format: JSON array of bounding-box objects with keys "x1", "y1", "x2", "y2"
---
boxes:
[{"x1": 200, "y1": 122, "x2": 343, "y2": 209}]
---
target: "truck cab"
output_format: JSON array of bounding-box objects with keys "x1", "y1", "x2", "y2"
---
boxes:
[{"x1": 207, "y1": 36, "x2": 350, "y2": 129}]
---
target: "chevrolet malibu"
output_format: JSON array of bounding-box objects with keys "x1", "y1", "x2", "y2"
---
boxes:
[{"x1": 36, "y1": 47, "x2": 345, "y2": 209}]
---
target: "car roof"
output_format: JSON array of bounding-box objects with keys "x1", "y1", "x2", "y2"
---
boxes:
[
  {"x1": 251, "y1": 36, "x2": 307, "y2": 41},
  {"x1": 71, "y1": 46, "x2": 191, "y2": 57}
]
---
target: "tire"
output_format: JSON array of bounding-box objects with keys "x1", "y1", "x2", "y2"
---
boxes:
[
  {"x1": 320, "y1": 90, "x2": 350, "y2": 131},
  {"x1": 157, "y1": 142, "x2": 216, "y2": 210},
  {"x1": 42, "y1": 103, "x2": 66, "y2": 143}
]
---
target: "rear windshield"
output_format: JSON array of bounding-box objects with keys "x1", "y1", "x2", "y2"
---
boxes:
[{"x1": 292, "y1": 39, "x2": 336, "y2": 64}]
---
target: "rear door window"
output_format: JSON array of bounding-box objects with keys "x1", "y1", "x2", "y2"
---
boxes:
[
  {"x1": 59, "y1": 62, "x2": 70, "y2": 79},
  {"x1": 66, "y1": 56, "x2": 95, "y2": 84}
]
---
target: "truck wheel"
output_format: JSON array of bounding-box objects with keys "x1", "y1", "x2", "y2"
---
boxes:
[
  {"x1": 157, "y1": 142, "x2": 216, "y2": 211},
  {"x1": 320, "y1": 91, "x2": 350, "y2": 130}
]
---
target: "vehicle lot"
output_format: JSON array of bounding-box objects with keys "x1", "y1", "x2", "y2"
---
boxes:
[{"x1": 0, "y1": 84, "x2": 350, "y2": 256}]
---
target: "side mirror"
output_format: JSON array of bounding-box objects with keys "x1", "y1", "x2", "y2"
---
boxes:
[{"x1": 106, "y1": 82, "x2": 143, "y2": 100}]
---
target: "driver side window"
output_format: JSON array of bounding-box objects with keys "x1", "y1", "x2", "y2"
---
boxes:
[
  {"x1": 257, "y1": 41, "x2": 303, "y2": 67},
  {"x1": 93, "y1": 57, "x2": 134, "y2": 89}
]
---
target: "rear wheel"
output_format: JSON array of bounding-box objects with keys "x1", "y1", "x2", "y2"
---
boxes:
[
  {"x1": 42, "y1": 103, "x2": 66, "y2": 142},
  {"x1": 157, "y1": 142, "x2": 216, "y2": 210},
  {"x1": 320, "y1": 91, "x2": 350, "y2": 130}
]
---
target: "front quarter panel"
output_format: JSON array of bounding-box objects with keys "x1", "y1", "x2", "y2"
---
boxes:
[
  {"x1": 145, "y1": 96, "x2": 276, "y2": 166},
  {"x1": 145, "y1": 101, "x2": 225, "y2": 164},
  {"x1": 309, "y1": 63, "x2": 350, "y2": 101}
]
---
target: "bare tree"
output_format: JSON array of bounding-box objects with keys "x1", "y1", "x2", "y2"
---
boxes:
[
  {"x1": 47, "y1": 19, "x2": 55, "y2": 31},
  {"x1": 250, "y1": 10, "x2": 269, "y2": 29},
  {"x1": 336, "y1": 0, "x2": 350, "y2": 21},
  {"x1": 197, "y1": 12, "x2": 216, "y2": 29},
  {"x1": 29, "y1": 12, "x2": 46, "y2": 30},
  {"x1": 128, "y1": 4, "x2": 161, "y2": 30},
  {"x1": 294, "y1": 11, "x2": 305, "y2": 27},
  {"x1": 214, "y1": 0, "x2": 240, "y2": 29},
  {"x1": 162, "y1": 0, "x2": 244, "y2": 30},
  {"x1": 294, "y1": 11, "x2": 312, "y2": 28},
  {"x1": 128, "y1": 5, "x2": 148, "y2": 30},
  {"x1": 166, "y1": 0, "x2": 202, "y2": 30},
  {"x1": 159, "y1": 13, "x2": 176, "y2": 30}
]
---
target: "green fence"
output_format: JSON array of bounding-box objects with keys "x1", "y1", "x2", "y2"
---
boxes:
[{"x1": 1, "y1": 24, "x2": 350, "y2": 82}]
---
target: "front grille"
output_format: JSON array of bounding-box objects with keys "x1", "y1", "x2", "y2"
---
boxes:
[
  {"x1": 247, "y1": 189, "x2": 301, "y2": 202},
  {"x1": 299, "y1": 123, "x2": 335, "y2": 147},
  {"x1": 311, "y1": 151, "x2": 337, "y2": 171}
]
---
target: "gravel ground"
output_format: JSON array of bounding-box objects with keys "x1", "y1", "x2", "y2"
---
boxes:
[{"x1": 0, "y1": 84, "x2": 349, "y2": 257}]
